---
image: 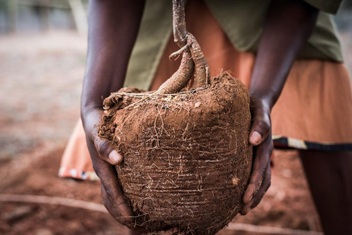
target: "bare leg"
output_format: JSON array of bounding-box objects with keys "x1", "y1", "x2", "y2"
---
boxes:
[{"x1": 299, "y1": 150, "x2": 352, "y2": 235}]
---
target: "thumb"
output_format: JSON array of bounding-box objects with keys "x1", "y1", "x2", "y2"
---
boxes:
[
  {"x1": 108, "y1": 150, "x2": 124, "y2": 165},
  {"x1": 249, "y1": 97, "x2": 271, "y2": 146},
  {"x1": 249, "y1": 118, "x2": 270, "y2": 146},
  {"x1": 94, "y1": 136, "x2": 124, "y2": 165},
  {"x1": 249, "y1": 131, "x2": 263, "y2": 146}
]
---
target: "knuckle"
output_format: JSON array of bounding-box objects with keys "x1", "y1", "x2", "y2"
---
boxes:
[
  {"x1": 255, "y1": 118, "x2": 270, "y2": 134},
  {"x1": 251, "y1": 117, "x2": 271, "y2": 140},
  {"x1": 96, "y1": 142, "x2": 106, "y2": 156},
  {"x1": 95, "y1": 139, "x2": 111, "y2": 158}
]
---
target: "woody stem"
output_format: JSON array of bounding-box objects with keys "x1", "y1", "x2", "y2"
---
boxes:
[{"x1": 172, "y1": 0, "x2": 188, "y2": 48}]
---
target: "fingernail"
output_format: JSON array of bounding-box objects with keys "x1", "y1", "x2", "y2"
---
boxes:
[
  {"x1": 250, "y1": 131, "x2": 262, "y2": 145},
  {"x1": 109, "y1": 150, "x2": 123, "y2": 165}
]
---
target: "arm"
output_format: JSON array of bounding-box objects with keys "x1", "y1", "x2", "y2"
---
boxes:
[
  {"x1": 81, "y1": 0, "x2": 145, "y2": 229},
  {"x1": 241, "y1": 0, "x2": 318, "y2": 214}
]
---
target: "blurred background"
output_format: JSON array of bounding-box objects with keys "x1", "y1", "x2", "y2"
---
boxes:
[{"x1": 0, "y1": 1, "x2": 351, "y2": 235}]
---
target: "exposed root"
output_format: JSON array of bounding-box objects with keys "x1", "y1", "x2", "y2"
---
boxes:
[
  {"x1": 158, "y1": 32, "x2": 210, "y2": 94},
  {"x1": 103, "y1": 87, "x2": 145, "y2": 111},
  {"x1": 186, "y1": 33, "x2": 210, "y2": 89},
  {"x1": 169, "y1": 42, "x2": 190, "y2": 61},
  {"x1": 155, "y1": 49, "x2": 194, "y2": 94},
  {"x1": 158, "y1": 0, "x2": 210, "y2": 95}
]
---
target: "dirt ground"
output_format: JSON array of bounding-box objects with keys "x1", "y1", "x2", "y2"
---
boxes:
[{"x1": 0, "y1": 30, "x2": 350, "y2": 235}]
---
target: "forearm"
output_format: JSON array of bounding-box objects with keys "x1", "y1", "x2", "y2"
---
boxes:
[
  {"x1": 250, "y1": 0, "x2": 318, "y2": 109},
  {"x1": 242, "y1": 1, "x2": 319, "y2": 212},
  {"x1": 81, "y1": 0, "x2": 145, "y2": 118}
]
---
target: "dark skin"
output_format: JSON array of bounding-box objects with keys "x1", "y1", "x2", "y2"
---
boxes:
[
  {"x1": 82, "y1": 0, "x2": 352, "y2": 234},
  {"x1": 81, "y1": 0, "x2": 145, "y2": 230},
  {"x1": 241, "y1": 0, "x2": 318, "y2": 214}
]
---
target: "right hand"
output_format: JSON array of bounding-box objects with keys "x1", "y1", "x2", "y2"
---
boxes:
[
  {"x1": 241, "y1": 96, "x2": 273, "y2": 215},
  {"x1": 82, "y1": 108, "x2": 141, "y2": 232}
]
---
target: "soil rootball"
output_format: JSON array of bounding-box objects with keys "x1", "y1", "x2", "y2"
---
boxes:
[
  {"x1": 98, "y1": 1, "x2": 252, "y2": 234},
  {"x1": 98, "y1": 73, "x2": 252, "y2": 234}
]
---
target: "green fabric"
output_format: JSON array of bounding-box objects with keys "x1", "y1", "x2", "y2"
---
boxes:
[
  {"x1": 205, "y1": 0, "x2": 343, "y2": 61},
  {"x1": 124, "y1": 1, "x2": 172, "y2": 89},
  {"x1": 125, "y1": 0, "x2": 343, "y2": 89}
]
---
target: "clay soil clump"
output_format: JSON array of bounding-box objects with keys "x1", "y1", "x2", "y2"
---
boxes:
[
  {"x1": 99, "y1": 72, "x2": 252, "y2": 235},
  {"x1": 98, "y1": 0, "x2": 252, "y2": 234}
]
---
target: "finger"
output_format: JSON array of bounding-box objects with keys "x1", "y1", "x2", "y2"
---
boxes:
[
  {"x1": 95, "y1": 158, "x2": 131, "y2": 207},
  {"x1": 83, "y1": 110, "x2": 123, "y2": 165},
  {"x1": 98, "y1": 162, "x2": 134, "y2": 226},
  {"x1": 240, "y1": 163, "x2": 271, "y2": 215},
  {"x1": 101, "y1": 187, "x2": 146, "y2": 234},
  {"x1": 101, "y1": 185, "x2": 135, "y2": 228},
  {"x1": 96, "y1": 161, "x2": 132, "y2": 216},
  {"x1": 242, "y1": 135, "x2": 273, "y2": 205},
  {"x1": 249, "y1": 98, "x2": 271, "y2": 146},
  {"x1": 88, "y1": 142, "x2": 134, "y2": 225},
  {"x1": 93, "y1": 136, "x2": 124, "y2": 165},
  {"x1": 250, "y1": 164, "x2": 271, "y2": 209},
  {"x1": 104, "y1": 189, "x2": 147, "y2": 234}
]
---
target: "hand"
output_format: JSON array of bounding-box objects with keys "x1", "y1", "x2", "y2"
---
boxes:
[
  {"x1": 82, "y1": 108, "x2": 139, "y2": 230},
  {"x1": 241, "y1": 96, "x2": 273, "y2": 215}
]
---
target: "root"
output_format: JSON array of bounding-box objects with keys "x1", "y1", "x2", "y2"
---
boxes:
[
  {"x1": 186, "y1": 33, "x2": 210, "y2": 89},
  {"x1": 155, "y1": 49, "x2": 194, "y2": 94},
  {"x1": 169, "y1": 42, "x2": 191, "y2": 61},
  {"x1": 103, "y1": 87, "x2": 144, "y2": 111},
  {"x1": 156, "y1": 0, "x2": 210, "y2": 95}
]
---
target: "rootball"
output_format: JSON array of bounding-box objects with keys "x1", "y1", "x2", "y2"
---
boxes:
[{"x1": 98, "y1": 0, "x2": 252, "y2": 234}]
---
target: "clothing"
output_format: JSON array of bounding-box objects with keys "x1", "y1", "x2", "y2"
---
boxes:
[
  {"x1": 151, "y1": 0, "x2": 352, "y2": 150},
  {"x1": 125, "y1": 0, "x2": 343, "y2": 91},
  {"x1": 59, "y1": 0, "x2": 352, "y2": 180}
]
